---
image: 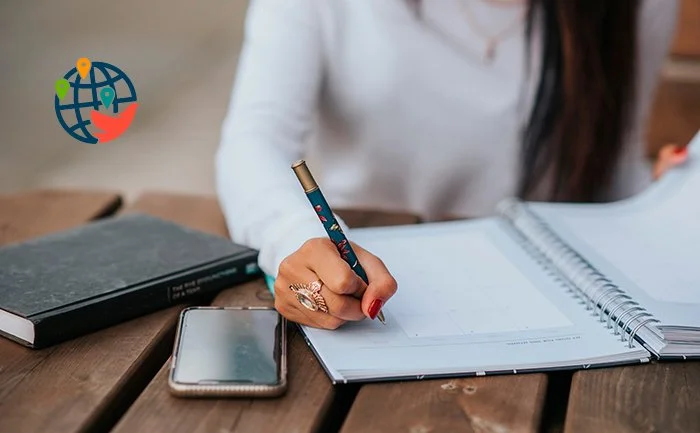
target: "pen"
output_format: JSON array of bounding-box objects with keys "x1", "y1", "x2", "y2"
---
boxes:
[{"x1": 291, "y1": 160, "x2": 386, "y2": 324}]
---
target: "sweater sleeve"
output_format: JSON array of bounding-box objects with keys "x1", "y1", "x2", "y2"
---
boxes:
[
  {"x1": 215, "y1": 0, "x2": 350, "y2": 277},
  {"x1": 606, "y1": 0, "x2": 679, "y2": 200}
]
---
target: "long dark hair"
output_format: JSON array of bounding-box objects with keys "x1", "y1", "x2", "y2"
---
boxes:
[
  {"x1": 521, "y1": 0, "x2": 639, "y2": 201},
  {"x1": 408, "y1": 0, "x2": 640, "y2": 202}
]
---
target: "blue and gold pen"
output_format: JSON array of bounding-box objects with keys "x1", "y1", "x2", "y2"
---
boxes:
[{"x1": 291, "y1": 160, "x2": 386, "y2": 324}]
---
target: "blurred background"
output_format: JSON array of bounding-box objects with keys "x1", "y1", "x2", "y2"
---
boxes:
[{"x1": 0, "y1": 0, "x2": 698, "y2": 203}]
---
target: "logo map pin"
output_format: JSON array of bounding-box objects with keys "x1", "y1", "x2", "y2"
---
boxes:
[
  {"x1": 99, "y1": 87, "x2": 115, "y2": 109},
  {"x1": 76, "y1": 57, "x2": 91, "y2": 79},
  {"x1": 55, "y1": 78, "x2": 70, "y2": 100}
]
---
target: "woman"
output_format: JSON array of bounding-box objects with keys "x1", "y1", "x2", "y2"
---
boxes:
[{"x1": 215, "y1": 0, "x2": 685, "y2": 330}]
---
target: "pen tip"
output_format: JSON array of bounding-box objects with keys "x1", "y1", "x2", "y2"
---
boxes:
[{"x1": 377, "y1": 311, "x2": 386, "y2": 324}]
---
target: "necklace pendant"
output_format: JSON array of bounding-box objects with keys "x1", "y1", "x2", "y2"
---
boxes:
[{"x1": 485, "y1": 42, "x2": 496, "y2": 63}]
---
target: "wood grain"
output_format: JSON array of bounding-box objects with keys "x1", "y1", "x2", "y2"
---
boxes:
[
  {"x1": 334, "y1": 208, "x2": 421, "y2": 227},
  {"x1": 564, "y1": 362, "x2": 700, "y2": 433},
  {"x1": 0, "y1": 189, "x2": 123, "y2": 427},
  {"x1": 0, "y1": 191, "x2": 228, "y2": 433},
  {"x1": 341, "y1": 374, "x2": 548, "y2": 433},
  {"x1": 111, "y1": 279, "x2": 339, "y2": 433},
  {"x1": 121, "y1": 192, "x2": 230, "y2": 237},
  {"x1": 0, "y1": 189, "x2": 122, "y2": 244},
  {"x1": 112, "y1": 209, "x2": 419, "y2": 433}
]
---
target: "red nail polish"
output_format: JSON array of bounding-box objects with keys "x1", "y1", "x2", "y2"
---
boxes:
[
  {"x1": 368, "y1": 299, "x2": 383, "y2": 320},
  {"x1": 673, "y1": 147, "x2": 687, "y2": 157}
]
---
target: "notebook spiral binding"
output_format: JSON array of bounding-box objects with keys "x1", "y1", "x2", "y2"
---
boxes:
[{"x1": 497, "y1": 199, "x2": 660, "y2": 349}]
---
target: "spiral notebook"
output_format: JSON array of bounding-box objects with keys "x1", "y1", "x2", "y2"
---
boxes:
[{"x1": 299, "y1": 131, "x2": 700, "y2": 384}]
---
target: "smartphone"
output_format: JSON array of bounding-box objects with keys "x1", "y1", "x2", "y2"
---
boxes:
[{"x1": 168, "y1": 306, "x2": 287, "y2": 397}]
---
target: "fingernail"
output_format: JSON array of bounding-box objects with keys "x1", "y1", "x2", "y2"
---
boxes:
[
  {"x1": 368, "y1": 299, "x2": 383, "y2": 320},
  {"x1": 673, "y1": 146, "x2": 688, "y2": 157},
  {"x1": 671, "y1": 147, "x2": 688, "y2": 164}
]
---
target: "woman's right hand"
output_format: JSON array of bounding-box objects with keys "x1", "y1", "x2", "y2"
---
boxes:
[{"x1": 273, "y1": 237, "x2": 397, "y2": 329}]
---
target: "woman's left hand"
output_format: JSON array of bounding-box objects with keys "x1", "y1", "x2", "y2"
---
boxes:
[{"x1": 653, "y1": 143, "x2": 688, "y2": 180}]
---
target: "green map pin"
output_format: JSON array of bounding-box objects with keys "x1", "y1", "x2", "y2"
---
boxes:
[
  {"x1": 55, "y1": 78, "x2": 69, "y2": 100},
  {"x1": 99, "y1": 87, "x2": 115, "y2": 109}
]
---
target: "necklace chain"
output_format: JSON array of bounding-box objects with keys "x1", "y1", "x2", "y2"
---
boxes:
[{"x1": 457, "y1": 0, "x2": 526, "y2": 63}]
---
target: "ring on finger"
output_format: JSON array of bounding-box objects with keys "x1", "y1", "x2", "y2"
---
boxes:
[{"x1": 289, "y1": 280, "x2": 329, "y2": 313}]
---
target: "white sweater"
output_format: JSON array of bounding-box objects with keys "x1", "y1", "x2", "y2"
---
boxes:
[{"x1": 215, "y1": 0, "x2": 678, "y2": 277}]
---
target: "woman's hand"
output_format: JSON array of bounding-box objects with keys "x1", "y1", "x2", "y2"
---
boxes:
[
  {"x1": 273, "y1": 238, "x2": 398, "y2": 329},
  {"x1": 653, "y1": 143, "x2": 688, "y2": 180}
]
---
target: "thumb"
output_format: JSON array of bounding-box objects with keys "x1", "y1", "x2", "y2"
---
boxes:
[
  {"x1": 653, "y1": 143, "x2": 688, "y2": 180},
  {"x1": 352, "y1": 242, "x2": 398, "y2": 319}
]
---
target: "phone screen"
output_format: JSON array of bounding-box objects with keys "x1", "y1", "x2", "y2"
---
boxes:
[{"x1": 172, "y1": 308, "x2": 282, "y2": 385}]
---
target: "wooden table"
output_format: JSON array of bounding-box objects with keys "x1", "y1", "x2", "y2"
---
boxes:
[{"x1": 1, "y1": 189, "x2": 698, "y2": 433}]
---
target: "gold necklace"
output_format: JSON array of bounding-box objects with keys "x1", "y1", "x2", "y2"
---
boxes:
[{"x1": 457, "y1": 0, "x2": 526, "y2": 63}]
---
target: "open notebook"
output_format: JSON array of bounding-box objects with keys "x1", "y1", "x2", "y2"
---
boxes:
[{"x1": 300, "y1": 131, "x2": 700, "y2": 384}]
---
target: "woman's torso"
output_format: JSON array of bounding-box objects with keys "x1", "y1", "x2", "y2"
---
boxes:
[{"x1": 304, "y1": 0, "x2": 665, "y2": 220}]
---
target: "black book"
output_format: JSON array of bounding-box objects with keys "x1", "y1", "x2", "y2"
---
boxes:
[{"x1": 0, "y1": 213, "x2": 261, "y2": 348}]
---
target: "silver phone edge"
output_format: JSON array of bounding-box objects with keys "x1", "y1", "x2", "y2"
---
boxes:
[{"x1": 167, "y1": 306, "x2": 288, "y2": 398}]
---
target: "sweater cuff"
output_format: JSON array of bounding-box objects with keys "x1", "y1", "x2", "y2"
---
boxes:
[{"x1": 257, "y1": 214, "x2": 325, "y2": 277}]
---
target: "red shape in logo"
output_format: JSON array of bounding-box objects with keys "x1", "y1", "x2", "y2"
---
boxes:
[{"x1": 90, "y1": 103, "x2": 138, "y2": 143}]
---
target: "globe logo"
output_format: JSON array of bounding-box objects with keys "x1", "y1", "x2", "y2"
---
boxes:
[{"x1": 54, "y1": 57, "x2": 138, "y2": 144}]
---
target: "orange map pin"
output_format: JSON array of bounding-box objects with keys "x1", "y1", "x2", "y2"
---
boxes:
[{"x1": 76, "y1": 57, "x2": 91, "y2": 79}]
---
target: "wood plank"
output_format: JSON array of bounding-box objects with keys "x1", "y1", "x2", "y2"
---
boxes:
[
  {"x1": 341, "y1": 374, "x2": 547, "y2": 433},
  {"x1": 0, "y1": 189, "x2": 122, "y2": 244},
  {"x1": 112, "y1": 210, "x2": 420, "y2": 433},
  {"x1": 335, "y1": 208, "x2": 422, "y2": 227},
  {"x1": 121, "y1": 192, "x2": 230, "y2": 237},
  {"x1": 111, "y1": 280, "x2": 336, "y2": 433},
  {"x1": 0, "y1": 189, "x2": 123, "y2": 425},
  {"x1": 0, "y1": 192, "x2": 229, "y2": 433},
  {"x1": 564, "y1": 362, "x2": 700, "y2": 433}
]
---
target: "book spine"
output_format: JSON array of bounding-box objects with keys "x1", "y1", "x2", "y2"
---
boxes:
[
  {"x1": 497, "y1": 199, "x2": 660, "y2": 350},
  {"x1": 30, "y1": 254, "x2": 261, "y2": 348}
]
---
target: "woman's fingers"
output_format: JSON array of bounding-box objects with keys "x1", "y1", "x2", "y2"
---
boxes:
[
  {"x1": 286, "y1": 256, "x2": 366, "y2": 321},
  {"x1": 298, "y1": 238, "x2": 366, "y2": 296},
  {"x1": 301, "y1": 238, "x2": 399, "y2": 320},
  {"x1": 276, "y1": 241, "x2": 366, "y2": 327},
  {"x1": 653, "y1": 143, "x2": 688, "y2": 180},
  {"x1": 352, "y1": 242, "x2": 398, "y2": 319},
  {"x1": 273, "y1": 273, "x2": 348, "y2": 329},
  {"x1": 274, "y1": 236, "x2": 397, "y2": 327}
]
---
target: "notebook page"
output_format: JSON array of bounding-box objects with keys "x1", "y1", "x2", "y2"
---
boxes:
[
  {"x1": 376, "y1": 222, "x2": 573, "y2": 337},
  {"x1": 527, "y1": 131, "x2": 700, "y2": 329},
  {"x1": 300, "y1": 218, "x2": 648, "y2": 382}
]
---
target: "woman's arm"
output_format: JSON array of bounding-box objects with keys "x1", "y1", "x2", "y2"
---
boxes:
[
  {"x1": 607, "y1": 0, "x2": 680, "y2": 199},
  {"x1": 215, "y1": 0, "x2": 348, "y2": 277}
]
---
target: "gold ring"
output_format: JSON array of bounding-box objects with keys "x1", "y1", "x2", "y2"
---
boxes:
[{"x1": 289, "y1": 280, "x2": 328, "y2": 313}]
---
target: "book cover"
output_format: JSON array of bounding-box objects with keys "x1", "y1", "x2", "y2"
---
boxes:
[{"x1": 0, "y1": 213, "x2": 261, "y2": 348}]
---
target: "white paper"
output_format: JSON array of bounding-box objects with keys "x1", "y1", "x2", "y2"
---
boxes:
[
  {"x1": 528, "y1": 130, "x2": 700, "y2": 327},
  {"x1": 376, "y1": 226, "x2": 573, "y2": 338},
  {"x1": 300, "y1": 218, "x2": 647, "y2": 382}
]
